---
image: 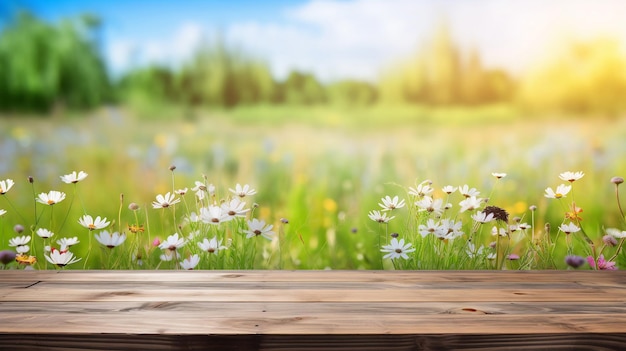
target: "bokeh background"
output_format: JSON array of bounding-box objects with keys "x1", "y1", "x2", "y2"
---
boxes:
[{"x1": 2, "y1": 0, "x2": 626, "y2": 268}]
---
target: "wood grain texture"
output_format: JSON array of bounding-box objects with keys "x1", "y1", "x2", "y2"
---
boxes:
[{"x1": 1, "y1": 270, "x2": 625, "y2": 350}]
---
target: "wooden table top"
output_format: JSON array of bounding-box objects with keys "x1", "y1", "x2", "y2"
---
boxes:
[{"x1": 1, "y1": 270, "x2": 625, "y2": 350}]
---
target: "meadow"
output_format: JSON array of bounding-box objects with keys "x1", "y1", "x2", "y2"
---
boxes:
[{"x1": 1, "y1": 105, "x2": 625, "y2": 270}]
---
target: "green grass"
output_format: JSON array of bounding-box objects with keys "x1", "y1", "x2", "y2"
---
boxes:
[{"x1": 1, "y1": 104, "x2": 625, "y2": 270}]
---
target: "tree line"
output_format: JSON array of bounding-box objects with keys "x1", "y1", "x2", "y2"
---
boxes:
[{"x1": 1, "y1": 12, "x2": 625, "y2": 115}]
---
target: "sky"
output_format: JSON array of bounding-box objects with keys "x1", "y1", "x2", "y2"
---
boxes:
[{"x1": 4, "y1": 0, "x2": 626, "y2": 82}]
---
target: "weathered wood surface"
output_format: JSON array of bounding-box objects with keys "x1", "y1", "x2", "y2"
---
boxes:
[{"x1": 1, "y1": 270, "x2": 625, "y2": 350}]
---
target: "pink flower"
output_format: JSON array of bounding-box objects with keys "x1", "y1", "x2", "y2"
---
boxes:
[
  {"x1": 587, "y1": 255, "x2": 617, "y2": 270},
  {"x1": 152, "y1": 237, "x2": 161, "y2": 247}
]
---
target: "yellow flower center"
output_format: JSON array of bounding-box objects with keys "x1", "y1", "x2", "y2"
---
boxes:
[{"x1": 47, "y1": 200, "x2": 55, "y2": 205}]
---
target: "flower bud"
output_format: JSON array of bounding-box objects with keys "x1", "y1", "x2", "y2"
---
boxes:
[
  {"x1": 603, "y1": 234, "x2": 618, "y2": 247},
  {"x1": 0, "y1": 250, "x2": 16, "y2": 265},
  {"x1": 390, "y1": 232, "x2": 399, "y2": 238},
  {"x1": 128, "y1": 203, "x2": 140, "y2": 211},
  {"x1": 280, "y1": 218, "x2": 289, "y2": 224},
  {"x1": 611, "y1": 176, "x2": 624, "y2": 185},
  {"x1": 28, "y1": 176, "x2": 34, "y2": 183},
  {"x1": 565, "y1": 255, "x2": 586, "y2": 268},
  {"x1": 152, "y1": 237, "x2": 161, "y2": 247},
  {"x1": 529, "y1": 205, "x2": 537, "y2": 211},
  {"x1": 169, "y1": 165, "x2": 176, "y2": 171},
  {"x1": 13, "y1": 224, "x2": 24, "y2": 234}
]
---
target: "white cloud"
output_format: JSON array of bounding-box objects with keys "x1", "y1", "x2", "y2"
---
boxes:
[{"x1": 105, "y1": 0, "x2": 626, "y2": 81}]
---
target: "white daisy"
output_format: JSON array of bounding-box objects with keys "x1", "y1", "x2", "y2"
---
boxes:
[
  {"x1": 0, "y1": 179, "x2": 15, "y2": 194},
  {"x1": 0, "y1": 209, "x2": 6, "y2": 216},
  {"x1": 459, "y1": 185, "x2": 480, "y2": 198},
  {"x1": 459, "y1": 196, "x2": 483, "y2": 212},
  {"x1": 229, "y1": 183, "x2": 257, "y2": 197},
  {"x1": 441, "y1": 185, "x2": 457, "y2": 194},
  {"x1": 60, "y1": 171, "x2": 88, "y2": 184},
  {"x1": 381, "y1": 238, "x2": 415, "y2": 260},
  {"x1": 440, "y1": 219, "x2": 464, "y2": 239},
  {"x1": 36, "y1": 228, "x2": 54, "y2": 238},
  {"x1": 242, "y1": 218, "x2": 274, "y2": 240},
  {"x1": 175, "y1": 188, "x2": 188, "y2": 195},
  {"x1": 368, "y1": 210, "x2": 394, "y2": 223},
  {"x1": 220, "y1": 198, "x2": 250, "y2": 219},
  {"x1": 414, "y1": 196, "x2": 444, "y2": 216},
  {"x1": 472, "y1": 211, "x2": 495, "y2": 223},
  {"x1": 94, "y1": 231, "x2": 126, "y2": 248},
  {"x1": 200, "y1": 205, "x2": 232, "y2": 225},
  {"x1": 559, "y1": 171, "x2": 584, "y2": 182},
  {"x1": 45, "y1": 249, "x2": 81, "y2": 267},
  {"x1": 9, "y1": 235, "x2": 31, "y2": 247},
  {"x1": 57, "y1": 237, "x2": 80, "y2": 250},
  {"x1": 159, "y1": 233, "x2": 186, "y2": 251},
  {"x1": 180, "y1": 254, "x2": 200, "y2": 270},
  {"x1": 491, "y1": 226, "x2": 508, "y2": 236},
  {"x1": 378, "y1": 195, "x2": 406, "y2": 211},
  {"x1": 559, "y1": 223, "x2": 581, "y2": 235},
  {"x1": 78, "y1": 215, "x2": 110, "y2": 230},
  {"x1": 36, "y1": 190, "x2": 66, "y2": 205},
  {"x1": 544, "y1": 184, "x2": 571, "y2": 199},
  {"x1": 418, "y1": 219, "x2": 445, "y2": 238},
  {"x1": 198, "y1": 236, "x2": 228, "y2": 254},
  {"x1": 491, "y1": 172, "x2": 507, "y2": 179},
  {"x1": 152, "y1": 192, "x2": 181, "y2": 209},
  {"x1": 408, "y1": 180, "x2": 434, "y2": 197}
]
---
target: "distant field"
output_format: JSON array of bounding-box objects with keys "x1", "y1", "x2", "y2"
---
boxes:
[{"x1": 1, "y1": 105, "x2": 625, "y2": 269}]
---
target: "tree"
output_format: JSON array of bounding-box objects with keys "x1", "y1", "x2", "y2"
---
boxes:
[{"x1": 0, "y1": 12, "x2": 110, "y2": 113}]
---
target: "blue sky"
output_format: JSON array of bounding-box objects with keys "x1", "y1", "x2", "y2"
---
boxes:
[{"x1": 4, "y1": 0, "x2": 626, "y2": 82}]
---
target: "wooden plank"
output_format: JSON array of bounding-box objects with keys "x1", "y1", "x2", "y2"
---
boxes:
[
  {"x1": 2, "y1": 269, "x2": 623, "y2": 284},
  {"x1": 4, "y1": 333, "x2": 625, "y2": 351},
  {"x1": 2, "y1": 301, "x2": 626, "y2": 315}
]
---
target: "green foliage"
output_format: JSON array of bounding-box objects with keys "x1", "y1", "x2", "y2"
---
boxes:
[{"x1": 0, "y1": 12, "x2": 110, "y2": 113}]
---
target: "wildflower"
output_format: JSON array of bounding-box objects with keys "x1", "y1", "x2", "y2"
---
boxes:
[
  {"x1": 544, "y1": 184, "x2": 571, "y2": 199},
  {"x1": 408, "y1": 180, "x2": 433, "y2": 197},
  {"x1": 36, "y1": 228, "x2": 54, "y2": 239},
  {"x1": 559, "y1": 171, "x2": 584, "y2": 182},
  {"x1": 565, "y1": 203, "x2": 583, "y2": 221},
  {"x1": 220, "y1": 198, "x2": 250, "y2": 218},
  {"x1": 565, "y1": 255, "x2": 586, "y2": 268},
  {"x1": 152, "y1": 237, "x2": 161, "y2": 247},
  {"x1": 482, "y1": 206, "x2": 509, "y2": 222},
  {"x1": 587, "y1": 255, "x2": 617, "y2": 270},
  {"x1": 200, "y1": 205, "x2": 232, "y2": 225},
  {"x1": 379, "y1": 195, "x2": 406, "y2": 211},
  {"x1": 518, "y1": 223, "x2": 532, "y2": 230},
  {"x1": 0, "y1": 250, "x2": 16, "y2": 265},
  {"x1": 439, "y1": 219, "x2": 464, "y2": 239},
  {"x1": 492, "y1": 172, "x2": 507, "y2": 179},
  {"x1": 198, "y1": 237, "x2": 228, "y2": 254},
  {"x1": 459, "y1": 185, "x2": 480, "y2": 198},
  {"x1": 243, "y1": 218, "x2": 275, "y2": 240},
  {"x1": 9, "y1": 236, "x2": 31, "y2": 250},
  {"x1": 175, "y1": 188, "x2": 188, "y2": 195},
  {"x1": 559, "y1": 223, "x2": 580, "y2": 235},
  {"x1": 603, "y1": 235, "x2": 618, "y2": 247},
  {"x1": 0, "y1": 179, "x2": 14, "y2": 195},
  {"x1": 368, "y1": 210, "x2": 394, "y2": 223},
  {"x1": 491, "y1": 226, "x2": 507, "y2": 236},
  {"x1": 56, "y1": 237, "x2": 79, "y2": 250},
  {"x1": 418, "y1": 219, "x2": 445, "y2": 238},
  {"x1": 152, "y1": 192, "x2": 181, "y2": 209},
  {"x1": 36, "y1": 190, "x2": 66, "y2": 205},
  {"x1": 471, "y1": 211, "x2": 495, "y2": 223},
  {"x1": 441, "y1": 185, "x2": 457, "y2": 194},
  {"x1": 229, "y1": 183, "x2": 257, "y2": 197},
  {"x1": 459, "y1": 196, "x2": 483, "y2": 212},
  {"x1": 507, "y1": 254, "x2": 520, "y2": 260},
  {"x1": 45, "y1": 249, "x2": 81, "y2": 267},
  {"x1": 414, "y1": 196, "x2": 444, "y2": 216},
  {"x1": 60, "y1": 171, "x2": 88, "y2": 184},
  {"x1": 0, "y1": 209, "x2": 6, "y2": 216},
  {"x1": 180, "y1": 254, "x2": 200, "y2": 270},
  {"x1": 78, "y1": 215, "x2": 110, "y2": 230},
  {"x1": 159, "y1": 233, "x2": 186, "y2": 251},
  {"x1": 160, "y1": 253, "x2": 174, "y2": 261},
  {"x1": 381, "y1": 238, "x2": 415, "y2": 260},
  {"x1": 15, "y1": 254, "x2": 36, "y2": 265},
  {"x1": 94, "y1": 231, "x2": 127, "y2": 248},
  {"x1": 611, "y1": 176, "x2": 624, "y2": 185},
  {"x1": 606, "y1": 228, "x2": 626, "y2": 239},
  {"x1": 128, "y1": 224, "x2": 145, "y2": 234}
]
